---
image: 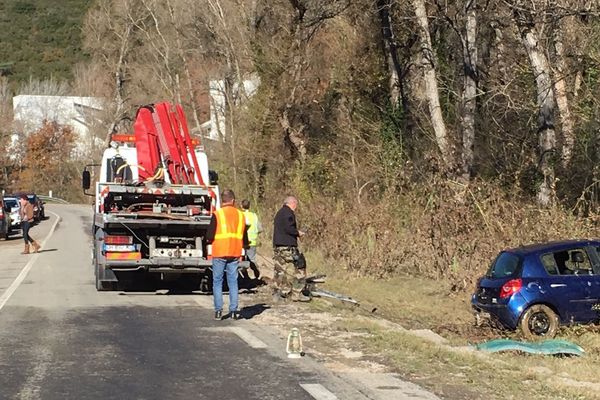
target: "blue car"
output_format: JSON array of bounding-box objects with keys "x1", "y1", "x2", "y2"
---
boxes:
[{"x1": 472, "y1": 240, "x2": 600, "y2": 338}]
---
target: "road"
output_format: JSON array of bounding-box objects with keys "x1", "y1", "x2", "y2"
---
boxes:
[{"x1": 0, "y1": 205, "x2": 439, "y2": 400}]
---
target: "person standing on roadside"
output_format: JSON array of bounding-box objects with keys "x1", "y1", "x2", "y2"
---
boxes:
[
  {"x1": 241, "y1": 199, "x2": 262, "y2": 279},
  {"x1": 272, "y1": 195, "x2": 309, "y2": 301},
  {"x1": 19, "y1": 194, "x2": 40, "y2": 254},
  {"x1": 207, "y1": 189, "x2": 247, "y2": 320}
]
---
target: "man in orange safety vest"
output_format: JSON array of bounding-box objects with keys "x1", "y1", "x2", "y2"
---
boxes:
[{"x1": 207, "y1": 189, "x2": 248, "y2": 320}]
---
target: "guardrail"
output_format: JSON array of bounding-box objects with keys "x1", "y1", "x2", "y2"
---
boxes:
[{"x1": 38, "y1": 195, "x2": 69, "y2": 204}]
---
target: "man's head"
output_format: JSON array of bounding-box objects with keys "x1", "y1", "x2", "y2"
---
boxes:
[
  {"x1": 284, "y1": 195, "x2": 298, "y2": 211},
  {"x1": 241, "y1": 199, "x2": 250, "y2": 210},
  {"x1": 221, "y1": 189, "x2": 236, "y2": 205},
  {"x1": 19, "y1": 194, "x2": 28, "y2": 205}
]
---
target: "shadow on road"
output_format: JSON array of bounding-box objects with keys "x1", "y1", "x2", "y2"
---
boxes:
[
  {"x1": 37, "y1": 248, "x2": 58, "y2": 253},
  {"x1": 239, "y1": 303, "x2": 270, "y2": 320}
]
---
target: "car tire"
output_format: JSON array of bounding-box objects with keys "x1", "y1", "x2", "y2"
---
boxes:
[{"x1": 519, "y1": 304, "x2": 559, "y2": 339}]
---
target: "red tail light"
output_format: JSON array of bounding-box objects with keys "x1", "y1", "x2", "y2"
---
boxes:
[
  {"x1": 500, "y1": 278, "x2": 522, "y2": 299},
  {"x1": 104, "y1": 235, "x2": 133, "y2": 245}
]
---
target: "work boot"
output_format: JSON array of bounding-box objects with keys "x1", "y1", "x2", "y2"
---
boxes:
[
  {"x1": 271, "y1": 292, "x2": 284, "y2": 304},
  {"x1": 31, "y1": 241, "x2": 41, "y2": 253},
  {"x1": 21, "y1": 244, "x2": 30, "y2": 255},
  {"x1": 292, "y1": 291, "x2": 311, "y2": 302}
]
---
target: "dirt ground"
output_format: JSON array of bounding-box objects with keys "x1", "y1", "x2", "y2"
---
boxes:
[{"x1": 240, "y1": 254, "x2": 600, "y2": 400}]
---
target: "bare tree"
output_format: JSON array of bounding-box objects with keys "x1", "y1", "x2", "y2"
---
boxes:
[
  {"x1": 551, "y1": 19, "x2": 575, "y2": 167},
  {"x1": 411, "y1": 0, "x2": 453, "y2": 168},
  {"x1": 84, "y1": 0, "x2": 147, "y2": 147},
  {"x1": 279, "y1": 0, "x2": 350, "y2": 160},
  {"x1": 166, "y1": 0, "x2": 202, "y2": 131},
  {"x1": 377, "y1": 0, "x2": 401, "y2": 107},
  {"x1": 512, "y1": 3, "x2": 557, "y2": 206},
  {"x1": 460, "y1": 0, "x2": 478, "y2": 180}
]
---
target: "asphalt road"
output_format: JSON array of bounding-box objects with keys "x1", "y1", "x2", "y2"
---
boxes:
[{"x1": 0, "y1": 205, "x2": 439, "y2": 400}]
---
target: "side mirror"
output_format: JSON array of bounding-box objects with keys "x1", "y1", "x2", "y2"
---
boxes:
[
  {"x1": 209, "y1": 170, "x2": 219, "y2": 185},
  {"x1": 82, "y1": 169, "x2": 91, "y2": 190}
]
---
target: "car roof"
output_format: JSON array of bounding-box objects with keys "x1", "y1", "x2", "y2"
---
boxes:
[
  {"x1": 505, "y1": 239, "x2": 600, "y2": 256},
  {"x1": 4, "y1": 194, "x2": 37, "y2": 200}
]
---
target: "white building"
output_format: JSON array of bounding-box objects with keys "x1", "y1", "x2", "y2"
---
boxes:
[
  {"x1": 13, "y1": 95, "x2": 104, "y2": 137},
  {"x1": 201, "y1": 78, "x2": 260, "y2": 141}
]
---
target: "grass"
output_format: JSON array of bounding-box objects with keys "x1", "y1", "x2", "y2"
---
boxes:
[
  {"x1": 298, "y1": 249, "x2": 600, "y2": 399},
  {"x1": 306, "y1": 250, "x2": 474, "y2": 331}
]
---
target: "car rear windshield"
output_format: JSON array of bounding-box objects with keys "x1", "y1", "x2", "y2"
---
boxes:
[
  {"x1": 4, "y1": 199, "x2": 17, "y2": 208},
  {"x1": 487, "y1": 252, "x2": 522, "y2": 278}
]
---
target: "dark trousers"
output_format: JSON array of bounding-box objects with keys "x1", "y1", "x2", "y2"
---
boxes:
[{"x1": 22, "y1": 220, "x2": 34, "y2": 244}]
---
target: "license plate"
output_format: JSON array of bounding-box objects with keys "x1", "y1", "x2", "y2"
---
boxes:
[{"x1": 103, "y1": 244, "x2": 137, "y2": 252}]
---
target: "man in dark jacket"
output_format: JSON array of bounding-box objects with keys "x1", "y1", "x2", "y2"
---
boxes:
[{"x1": 272, "y1": 196, "x2": 309, "y2": 301}]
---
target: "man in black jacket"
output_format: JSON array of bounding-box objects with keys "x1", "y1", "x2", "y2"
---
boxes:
[{"x1": 272, "y1": 196, "x2": 309, "y2": 301}]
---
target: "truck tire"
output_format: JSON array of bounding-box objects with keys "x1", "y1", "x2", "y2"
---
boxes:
[
  {"x1": 94, "y1": 229, "x2": 116, "y2": 291},
  {"x1": 199, "y1": 271, "x2": 213, "y2": 293},
  {"x1": 519, "y1": 304, "x2": 559, "y2": 339}
]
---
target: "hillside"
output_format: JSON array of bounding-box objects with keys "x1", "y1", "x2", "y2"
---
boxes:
[{"x1": 0, "y1": 0, "x2": 92, "y2": 82}]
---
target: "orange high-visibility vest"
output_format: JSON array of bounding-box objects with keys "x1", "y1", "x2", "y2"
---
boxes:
[{"x1": 212, "y1": 205, "x2": 245, "y2": 257}]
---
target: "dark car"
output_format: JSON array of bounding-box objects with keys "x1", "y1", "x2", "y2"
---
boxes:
[
  {"x1": 472, "y1": 240, "x2": 600, "y2": 338},
  {"x1": 26, "y1": 193, "x2": 45, "y2": 221},
  {"x1": 0, "y1": 197, "x2": 13, "y2": 239},
  {"x1": 5, "y1": 193, "x2": 45, "y2": 221}
]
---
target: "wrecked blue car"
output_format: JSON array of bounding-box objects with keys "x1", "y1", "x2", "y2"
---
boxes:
[{"x1": 472, "y1": 240, "x2": 600, "y2": 338}]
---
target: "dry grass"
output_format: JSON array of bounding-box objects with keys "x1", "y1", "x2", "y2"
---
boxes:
[
  {"x1": 297, "y1": 250, "x2": 600, "y2": 400},
  {"x1": 255, "y1": 179, "x2": 600, "y2": 399},
  {"x1": 298, "y1": 180, "x2": 598, "y2": 292}
]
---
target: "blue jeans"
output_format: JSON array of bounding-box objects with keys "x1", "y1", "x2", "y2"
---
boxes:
[
  {"x1": 22, "y1": 220, "x2": 33, "y2": 244},
  {"x1": 212, "y1": 258, "x2": 239, "y2": 312}
]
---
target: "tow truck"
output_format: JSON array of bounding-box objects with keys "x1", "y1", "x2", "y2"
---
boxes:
[{"x1": 82, "y1": 102, "x2": 244, "y2": 291}]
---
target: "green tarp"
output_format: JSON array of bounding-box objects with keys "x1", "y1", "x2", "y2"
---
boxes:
[{"x1": 476, "y1": 339, "x2": 584, "y2": 356}]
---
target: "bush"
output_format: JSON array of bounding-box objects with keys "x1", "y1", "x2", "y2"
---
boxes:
[{"x1": 285, "y1": 179, "x2": 596, "y2": 292}]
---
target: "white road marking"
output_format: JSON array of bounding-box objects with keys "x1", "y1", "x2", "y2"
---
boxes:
[
  {"x1": 229, "y1": 327, "x2": 268, "y2": 348},
  {"x1": 300, "y1": 383, "x2": 339, "y2": 400},
  {"x1": 202, "y1": 326, "x2": 268, "y2": 349},
  {"x1": 0, "y1": 211, "x2": 60, "y2": 312}
]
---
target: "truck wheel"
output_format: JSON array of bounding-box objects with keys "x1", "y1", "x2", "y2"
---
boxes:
[
  {"x1": 519, "y1": 304, "x2": 559, "y2": 339},
  {"x1": 94, "y1": 229, "x2": 115, "y2": 291},
  {"x1": 95, "y1": 263, "x2": 114, "y2": 291},
  {"x1": 200, "y1": 271, "x2": 213, "y2": 293}
]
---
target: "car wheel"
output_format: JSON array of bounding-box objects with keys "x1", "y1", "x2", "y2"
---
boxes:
[{"x1": 519, "y1": 304, "x2": 559, "y2": 339}]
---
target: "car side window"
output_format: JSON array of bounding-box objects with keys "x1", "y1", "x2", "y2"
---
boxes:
[
  {"x1": 549, "y1": 248, "x2": 594, "y2": 275},
  {"x1": 540, "y1": 253, "x2": 559, "y2": 275}
]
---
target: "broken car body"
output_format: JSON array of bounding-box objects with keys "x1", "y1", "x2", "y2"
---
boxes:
[{"x1": 472, "y1": 240, "x2": 600, "y2": 338}]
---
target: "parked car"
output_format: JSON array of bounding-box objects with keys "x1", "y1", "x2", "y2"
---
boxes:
[
  {"x1": 3, "y1": 197, "x2": 20, "y2": 228},
  {"x1": 472, "y1": 240, "x2": 600, "y2": 339},
  {"x1": 0, "y1": 197, "x2": 12, "y2": 239},
  {"x1": 26, "y1": 193, "x2": 45, "y2": 221},
  {"x1": 6, "y1": 193, "x2": 45, "y2": 221}
]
